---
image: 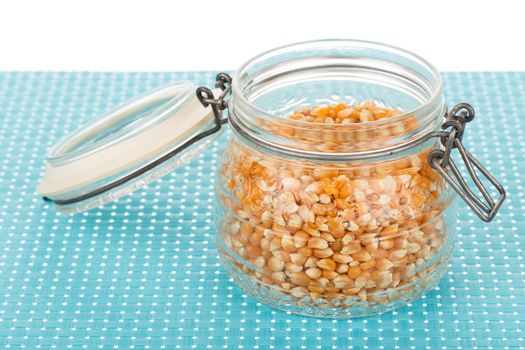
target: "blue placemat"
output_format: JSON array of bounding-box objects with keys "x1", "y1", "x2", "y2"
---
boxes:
[{"x1": 0, "y1": 71, "x2": 523, "y2": 349}]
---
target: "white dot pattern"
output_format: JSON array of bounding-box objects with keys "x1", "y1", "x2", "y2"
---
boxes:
[{"x1": 0, "y1": 71, "x2": 523, "y2": 349}]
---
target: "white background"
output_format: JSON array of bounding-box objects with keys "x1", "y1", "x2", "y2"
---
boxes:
[{"x1": 0, "y1": 0, "x2": 524, "y2": 72}]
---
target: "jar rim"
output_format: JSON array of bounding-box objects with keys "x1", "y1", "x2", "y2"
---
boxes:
[
  {"x1": 232, "y1": 39, "x2": 443, "y2": 127},
  {"x1": 229, "y1": 39, "x2": 446, "y2": 159}
]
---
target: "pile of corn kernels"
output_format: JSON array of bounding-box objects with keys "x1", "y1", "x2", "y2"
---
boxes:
[
  {"x1": 217, "y1": 101, "x2": 451, "y2": 308},
  {"x1": 287, "y1": 100, "x2": 404, "y2": 124},
  {"x1": 257, "y1": 100, "x2": 419, "y2": 154}
]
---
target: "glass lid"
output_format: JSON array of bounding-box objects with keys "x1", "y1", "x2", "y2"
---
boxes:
[{"x1": 38, "y1": 81, "x2": 223, "y2": 214}]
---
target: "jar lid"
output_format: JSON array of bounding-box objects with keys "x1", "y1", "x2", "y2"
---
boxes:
[{"x1": 37, "y1": 80, "x2": 225, "y2": 214}]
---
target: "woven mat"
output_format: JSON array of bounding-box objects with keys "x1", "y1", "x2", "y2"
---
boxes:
[{"x1": 0, "y1": 71, "x2": 523, "y2": 349}]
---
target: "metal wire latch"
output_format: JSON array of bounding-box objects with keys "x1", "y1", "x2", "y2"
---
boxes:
[
  {"x1": 196, "y1": 72, "x2": 232, "y2": 128},
  {"x1": 429, "y1": 103, "x2": 506, "y2": 222}
]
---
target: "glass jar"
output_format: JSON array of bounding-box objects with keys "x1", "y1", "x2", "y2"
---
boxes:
[
  {"x1": 213, "y1": 40, "x2": 503, "y2": 317},
  {"x1": 38, "y1": 39, "x2": 505, "y2": 318}
]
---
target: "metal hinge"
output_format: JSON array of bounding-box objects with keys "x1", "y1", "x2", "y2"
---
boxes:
[
  {"x1": 196, "y1": 72, "x2": 232, "y2": 129},
  {"x1": 428, "y1": 103, "x2": 506, "y2": 222}
]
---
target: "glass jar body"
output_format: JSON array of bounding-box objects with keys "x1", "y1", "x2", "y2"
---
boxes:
[{"x1": 216, "y1": 134, "x2": 456, "y2": 317}]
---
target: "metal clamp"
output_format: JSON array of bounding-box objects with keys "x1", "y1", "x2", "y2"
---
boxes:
[
  {"x1": 196, "y1": 72, "x2": 232, "y2": 127},
  {"x1": 428, "y1": 103, "x2": 506, "y2": 222}
]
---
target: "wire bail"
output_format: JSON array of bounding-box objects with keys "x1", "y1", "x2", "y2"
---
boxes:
[
  {"x1": 196, "y1": 72, "x2": 232, "y2": 127},
  {"x1": 428, "y1": 103, "x2": 506, "y2": 222}
]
